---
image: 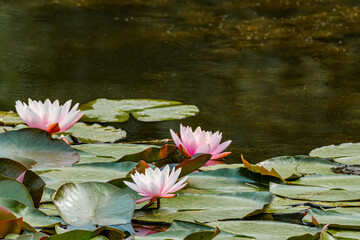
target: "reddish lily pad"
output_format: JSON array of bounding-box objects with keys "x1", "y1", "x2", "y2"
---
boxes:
[{"x1": 0, "y1": 217, "x2": 23, "y2": 238}]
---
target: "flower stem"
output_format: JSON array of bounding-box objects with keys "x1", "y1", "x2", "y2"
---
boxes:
[{"x1": 157, "y1": 198, "x2": 161, "y2": 208}]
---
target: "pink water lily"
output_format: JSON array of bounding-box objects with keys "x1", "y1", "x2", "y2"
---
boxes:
[
  {"x1": 15, "y1": 99, "x2": 85, "y2": 134},
  {"x1": 124, "y1": 165, "x2": 188, "y2": 208},
  {"x1": 170, "y1": 124, "x2": 231, "y2": 160}
]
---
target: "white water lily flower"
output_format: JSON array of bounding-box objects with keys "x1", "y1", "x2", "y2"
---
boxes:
[
  {"x1": 124, "y1": 165, "x2": 188, "y2": 206},
  {"x1": 15, "y1": 99, "x2": 85, "y2": 134}
]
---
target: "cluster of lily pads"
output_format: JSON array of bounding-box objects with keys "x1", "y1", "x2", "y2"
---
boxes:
[{"x1": 0, "y1": 98, "x2": 360, "y2": 240}]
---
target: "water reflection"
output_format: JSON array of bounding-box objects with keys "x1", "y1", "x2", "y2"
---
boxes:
[{"x1": 0, "y1": 0, "x2": 360, "y2": 163}]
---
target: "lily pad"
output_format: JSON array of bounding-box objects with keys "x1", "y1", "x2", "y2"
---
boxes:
[
  {"x1": 207, "y1": 220, "x2": 322, "y2": 240},
  {"x1": 292, "y1": 174, "x2": 360, "y2": 190},
  {"x1": 133, "y1": 191, "x2": 274, "y2": 223},
  {"x1": 0, "y1": 111, "x2": 23, "y2": 125},
  {"x1": 184, "y1": 167, "x2": 280, "y2": 194},
  {"x1": 0, "y1": 124, "x2": 27, "y2": 134},
  {"x1": 0, "y1": 218, "x2": 22, "y2": 238},
  {"x1": 0, "y1": 198, "x2": 62, "y2": 227},
  {"x1": 310, "y1": 142, "x2": 360, "y2": 164},
  {"x1": 270, "y1": 182, "x2": 360, "y2": 202},
  {"x1": 38, "y1": 162, "x2": 137, "y2": 190},
  {"x1": 303, "y1": 208, "x2": 360, "y2": 229},
  {"x1": 328, "y1": 228, "x2": 360, "y2": 239},
  {"x1": 0, "y1": 175, "x2": 34, "y2": 207},
  {"x1": 4, "y1": 232, "x2": 48, "y2": 240},
  {"x1": 256, "y1": 155, "x2": 338, "y2": 180},
  {"x1": 135, "y1": 220, "x2": 237, "y2": 240},
  {"x1": 0, "y1": 128, "x2": 79, "y2": 170},
  {"x1": 53, "y1": 182, "x2": 135, "y2": 226},
  {"x1": 80, "y1": 98, "x2": 183, "y2": 122},
  {"x1": 60, "y1": 123, "x2": 126, "y2": 143},
  {"x1": 118, "y1": 144, "x2": 178, "y2": 163},
  {"x1": 73, "y1": 143, "x2": 158, "y2": 164},
  {"x1": 131, "y1": 105, "x2": 199, "y2": 122}
]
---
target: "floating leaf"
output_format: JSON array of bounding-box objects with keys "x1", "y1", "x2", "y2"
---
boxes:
[
  {"x1": 73, "y1": 143, "x2": 158, "y2": 164},
  {"x1": 38, "y1": 162, "x2": 137, "y2": 190},
  {"x1": 0, "y1": 129, "x2": 79, "y2": 169},
  {"x1": 53, "y1": 182, "x2": 135, "y2": 226},
  {"x1": 0, "y1": 124, "x2": 27, "y2": 134},
  {"x1": 0, "y1": 198, "x2": 62, "y2": 228},
  {"x1": 242, "y1": 156, "x2": 285, "y2": 182},
  {"x1": 80, "y1": 98, "x2": 182, "y2": 122},
  {"x1": 133, "y1": 192, "x2": 274, "y2": 223},
  {"x1": 0, "y1": 218, "x2": 23, "y2": 238},
  {"x1": 310, "y1": 142, "x2": 360, "y2": 164},
  {"x1": 0, "y1": 158, "x2": 28, "y2": 179},
  {"x1": 0, "y1": 111, "x2": 23, "y2": 125},
  {"x1": 131, "y1": 105, "x2": 199, "y2": 122},
  {"x1": 185, "y1": 167, "x2": 280, "y2": 194},
  {"x1": 207, "y1": 220, "x2": 322, "y2": 240},
  {"x1": 256, "y1": 155, "x2": 338, "y2": 180},
  {"x1": 0, "y1": 175, "x2": 34, "y2": 207},
  {"x1": 4, "y1": 232, "x2": 48, "y2": 240},
  {"x1": 135, "y1": 221, "x2": 234, "y2": 240},
  {"x1": 303, "y1": 208, "x2": 360, "y2": 230},
  {"x1": 19, "y1": 171, "x2": 45, "y2": 208},
  {"x1": 118, "y1": 144, "x2": 177, "y2": 163},
  {"x1": 60, "y1": 123, "x2": 126, "y2": 143},
  {"x1": 125, "y1": 160, "x2": 149, "y2": 178},
  {"x1": 175, "y1": 154, "x2": 212, "y2": 178},
  {"x1": 328, "y1": 228, "x2": 360, "y2": 239},
  {"x1": 291, "y1": 174, "x2": 360, "y2": 191},
  {"x1": 270, "y1": 182, "x2": 360, "y2": 202}
]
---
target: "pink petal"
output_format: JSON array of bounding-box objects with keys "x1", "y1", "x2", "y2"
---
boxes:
[
  {"x1": 170, "y1": 129, "x2": 182, "y2": 147},
  {"x1": 212, "y1": 152, "x2": 231, "y2": 160},
  {"x1": 136, "y1": 196, "x2": 153, "y2": 203},
  {"x1": 212, "y1": 140, "x2": 232, "y2": 155}
]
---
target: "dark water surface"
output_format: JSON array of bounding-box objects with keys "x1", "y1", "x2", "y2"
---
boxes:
[{"x1": 1, "y1": 0, "x2": 360, "y2": 163}]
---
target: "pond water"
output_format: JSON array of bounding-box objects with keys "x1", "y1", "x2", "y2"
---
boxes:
[{"x1": 1, "y1": 0, "x2": 360, "y2": 163}]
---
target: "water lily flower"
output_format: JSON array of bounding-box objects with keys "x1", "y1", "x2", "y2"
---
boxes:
[
  {"x1": 170, "y1": 124, "x2": 231, "y2": 160},
  {"x1": 15, "y1": 99, "x2": 85, "y2": 134},
  {"x1": 124, "y1": 165, "x2": 188, "y2": 208}
]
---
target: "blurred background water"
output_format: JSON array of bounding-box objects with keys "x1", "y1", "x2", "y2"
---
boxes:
[{"x1": 1, "y1": 0, "x2": 360, "y2": 163}]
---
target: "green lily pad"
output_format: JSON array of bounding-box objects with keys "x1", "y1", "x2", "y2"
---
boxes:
[
  {"x1": 53, "y1": 182, "x2": 135, "y2": 226},
  {"x1": 133, "y1": 192, "x2": 274, "y2": 223},
  {"x1": 292, "y1": 174, "x2": 360, "y2": 190},
  {"x1": 135, "y1": 220, "x2": 238, "y2": 240},
  {"x1": 207, "y1": 220, "x2": 322, "y2": 240},
  {"x1": 60, "y1": 122, "x2": 126, "y2": 143},
  {"x1": 265, "y1": 196, "x2": 310, "y2": 214},
  {"x1": 0, "y1": 111, "x2": 24, "y2": 125},
  {"x1": 0, "y1": 124, "x2": 27, "y2": 134},
  {"x1": 5, "y1": 232, "x2": 48, "y2": 240},
  {"x1": 80, "y1": 98, "x2": 183, "y2": 122},
  {"x1": 184, "y1": 167, "x2": 280, "y2": 194},
  {"x1": 303, "y1": 208, "x2": 360, "y2": 229},
  {"x1": 328, "y1": 228, "x2": 360, "y2": 239},
  {"x1": 38, "y1": 162, "x2": 137, "y2": 190},
  {"x1": 257, "y1": 155, "x2": 338, "y2": 180},
  {"x1": 131, "y1": 105, "x2": 199, "y2": 122},
  {"x1": 0, "y1": 175, "x2": 34, "y2": 207},
  {"x1": 0, "y1": 128, "x2": 79, "y2": 170},
  {"x1": 270, "y1": 182, "x2": 360, "y2": 202},
  {"x1": 310, "y1": 142, "x2": 360, "y2": 164},
  {"x1": 0, "y1": 198, "x2": 62, "y2": 227},
  {"x1": 73, "y1": 143, "x2": 158, "y2": 164}
]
